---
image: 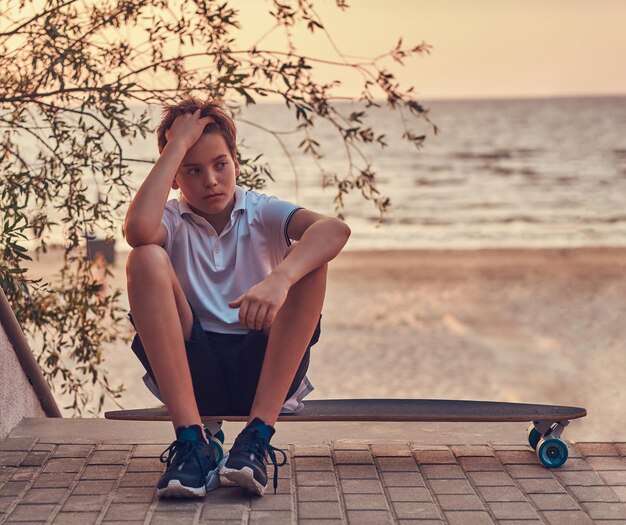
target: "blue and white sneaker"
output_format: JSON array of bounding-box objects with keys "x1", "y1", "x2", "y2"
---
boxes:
[
  {"x1": 220, "y1": 417, "x2": 287, "y2": 496},
  {"x1": 156, "y1": 424, "x2": 227, "y2": 498}
]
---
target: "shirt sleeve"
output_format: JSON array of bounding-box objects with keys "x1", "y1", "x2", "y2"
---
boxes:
[
  {"x1": 160, "y1": 200, "x2": 182, "y2": 252},
  {"x1": 257, "y1": 195, "x2": 302, "y2": 249}
]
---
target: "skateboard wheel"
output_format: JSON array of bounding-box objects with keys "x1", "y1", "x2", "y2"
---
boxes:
[
  {"x1": 527, "y1": 425, "x2": 541, "y2": 451},
  {"x1": 536, "y1": 437, "x2": 568, "y2": 468}
]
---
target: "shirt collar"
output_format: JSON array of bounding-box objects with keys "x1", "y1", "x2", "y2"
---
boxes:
[{"x1": 178, "y1": 185, "x2": 247, "y2": 220}]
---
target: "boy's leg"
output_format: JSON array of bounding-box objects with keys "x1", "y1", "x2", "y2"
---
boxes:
[
  {"x1": 249, "y1": 260, "x2": 327, "y2": 426},
  {"x1": 126, "y1": 244, "x2": 201, "y2": 431}
]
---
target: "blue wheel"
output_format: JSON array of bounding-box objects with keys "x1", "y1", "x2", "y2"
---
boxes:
[
  {"x1": 536, "y1": 437, "x2": 568, "y2": 468},
  {"x1": 527, "y1": 425, "x2": 541, "y2": 451}
]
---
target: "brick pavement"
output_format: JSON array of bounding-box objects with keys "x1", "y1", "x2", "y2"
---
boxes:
[{"x1": 1, "y1": 436, "x2": 625, "y2": 524}]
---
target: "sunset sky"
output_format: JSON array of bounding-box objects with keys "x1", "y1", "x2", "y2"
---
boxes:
[{"x1": 235, "y1": 0, "x2": 626, "y2": 100}]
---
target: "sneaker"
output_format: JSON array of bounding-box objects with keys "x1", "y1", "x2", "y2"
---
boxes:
[
  {"x1": 220, "y1": 417, "x2": 287, "y2": 496},
  {"x1": 157, "y1": 424, "x2": 227, "y2": 498}
]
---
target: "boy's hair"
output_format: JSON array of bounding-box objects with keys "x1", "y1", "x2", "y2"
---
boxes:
[{"x1": 156, "y1": 98, "x2": 237, "y2": 158}]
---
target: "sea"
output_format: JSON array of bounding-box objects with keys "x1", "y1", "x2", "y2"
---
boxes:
[
  {"x1": 134, "y1": 95, "x2": 626, "y2": 250},
  {"x1": 22, "y1": 95, "x2": 626, "y2": 251}
]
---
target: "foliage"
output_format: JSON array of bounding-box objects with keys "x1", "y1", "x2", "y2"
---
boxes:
[{"x1": 0, "y1": 0, "x2": 435, "y2": 414}]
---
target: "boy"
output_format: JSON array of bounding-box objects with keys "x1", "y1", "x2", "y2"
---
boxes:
[{"x1": 124, "y1": 98, "x2": 350, "y2": 498}]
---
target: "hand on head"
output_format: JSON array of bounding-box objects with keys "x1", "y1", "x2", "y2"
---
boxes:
[{"x1": 165, "y1": 109, "x2": 214, "y2": 152}]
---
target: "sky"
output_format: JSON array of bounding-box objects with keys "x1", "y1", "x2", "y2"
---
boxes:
[{"x1": 234, "y1": 0, "x2": 626, "y2": 100}]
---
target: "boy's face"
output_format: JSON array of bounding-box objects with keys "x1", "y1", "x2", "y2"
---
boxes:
[{"x1": 172, "y1": 132, "x2": 239, "y2": 227}]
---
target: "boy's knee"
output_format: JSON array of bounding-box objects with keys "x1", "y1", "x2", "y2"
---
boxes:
[{"x1": 126, "y1": 244, "x2": 169, "y2": 279}]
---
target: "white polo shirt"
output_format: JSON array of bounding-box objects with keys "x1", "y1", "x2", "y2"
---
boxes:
[
  {"x1": 151, "y1": 185, "x2": 313, "y2": 412},
  {"x1": 161, "y1": 185, "x2": 301, "y2": 334}
]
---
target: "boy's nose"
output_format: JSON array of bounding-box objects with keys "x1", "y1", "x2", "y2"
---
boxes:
[{"x1": 204, "y1": 172, "x2": 218, "y2": 187}]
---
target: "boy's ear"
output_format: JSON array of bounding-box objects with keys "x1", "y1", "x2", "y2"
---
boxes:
[
  {"x1": 234, "y1": 157, "x2": 240, "y2": 177},
  {"x1": 171, "y1": 175, "x2": 179, "y2": 190}
]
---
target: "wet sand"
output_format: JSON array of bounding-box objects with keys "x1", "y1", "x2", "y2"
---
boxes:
[{"x1": 22, "y1": 247, "x2": 626, "y2": 441}]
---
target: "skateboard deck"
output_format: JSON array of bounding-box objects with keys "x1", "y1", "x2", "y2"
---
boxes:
[
  {"x1": 105, "y1": 399, "x2": 585, "y2": 469},
  {"x1": 105, "y1": 398, "x2": 585, "y2": 423}
]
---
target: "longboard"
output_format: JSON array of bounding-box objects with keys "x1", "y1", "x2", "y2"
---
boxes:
[{"x1": 105, "y1": 399, "x2": 586, "y2": 468}]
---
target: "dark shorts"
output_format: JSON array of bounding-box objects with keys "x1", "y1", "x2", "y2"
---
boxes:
[{"x1": 128, "y1": 306, "x2": 321, "y2": 416}]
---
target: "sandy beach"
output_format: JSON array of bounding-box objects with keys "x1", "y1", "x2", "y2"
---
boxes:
[{"x1": 22, "y1": 247, "x2": 626, "y2": 441}]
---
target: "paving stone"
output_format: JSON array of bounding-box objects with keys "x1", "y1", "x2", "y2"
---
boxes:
[
  {"x1": 0, "y1": 496, "x2": 15, "y2": 512},
  {"x1": 487, "y1": 501, "x2": 540, "y2": 520},
  {"x1": 336, "y1": 465, "x2": 378, "y2": 479},
  {"x1": 53, "y1": 445, "x2": 94, "y2": 458},
  {"x1": 413, "y1": 449, "x2": 457, "y2": 464},
  {"x1": 0, "y1": 451, "x2": 26, "y2": 467},
  {"x1": 126, "y1": 458, "x2": 164, "y2": 472},
  {"x1": 250, "y1": 494, "x2": 292, "y2": 510},
  {"x1": 497, "y1": 521, "x2": 542, "y2": 525},
  {"x1": 599, "y1": 470, "x2": 626, "y2": 485},
  {"x1": 576, "y1": 442, "x2": 620, "y2": 456},
  {"x1": 332, "y1": 440, "x2": 370, "y2": 451},
  {"x1": 380, "y1": 472, "x2": 425, "y2": 487},
  {"x1": 437, "y1": 494, "x2": 485, "y2": 511},
  {"x1": 420, "y1": 465, "x2": 465, "y2": 479},
  {"x1": 292, "y1": 444, "x2": 331, "y2": 457},
  {"x1": 377, "y1": 457, "x2": 419, "y2": 472},
  {"x1": 0, "y1": 438, "x2": 36, "y2": 451},
  {"x1": 200, "y1": 503, "x2": 247, "y2": 520},
  {"x1": 339, "y1": 479, "x2": 383, "y2": 494},
  {"x1": 586, "y1": 456, "x2": 626, "y2": 470},
  {"x1": 150, "y1": 511, "x2": 196, "y2": 525},
  {"x1": 344, "y1": 493, "x2": 388, "y2": 510},
  {"x1": 62, "y1": 493, "x2": 108, "y2": 512},
  {"x1": 0, "y1": 481, "x2": 29, "y2": 496},
  {"x1": 299, "y1": 521, "x2": 344, "y2": 525},
  {"x1": 333, "y1": 450, "x2": 374, "y2": 464},
  {"x1": 458, "y1": 457, "x2": 504, "y2": 471},
  {"x1": 528, "y1": 493, "x2": 581, "y2": 510},
  {"x1": 203, "y1": 487, "x2": 254, "y2": 504},
  {"x1": 346, "y1": 510, "x2": 393, "y2": 524},
  {"x1": 371, "y1": 444, "x2": 412, "y2": 457},
  {"x1": 298, "y1": 501, "x2": 342, "y2": 519},
  {"x1": 53, "y1": 511, "x2": 99, "y2": 524},
  {"x1": 428, "y1": 479, "x2": 475, "y2": 494},
  {"x1": 43, "y1": 458, "x2": 84, "y2": 473},
  {"x1": 112, "y1": 486, "x2": 156, "y2": 503},
  {"x1": 386, "y1": 486, "x2": 432, "y2": 501},
  {"x1": 21, "y1": 487, "x2": 68, "y2": 504},
  {"x1": 478, "y1": 486, "x2": 527, "y2": 502},
  {"x1": 249, "y1": 510, "x2": 292, "y2": 524},
  {"x1": 542, "y1": 510, "x2": 594, "y2": 525},
  {"x1": 89, "y1": 451, "x2": 129, "y2": 465},
  {"x1": 505, "y1": 464, "x2": 555, "y2": 478},
  {"x1": 582, "y1": 501, "x2": 626, "y2": 519},
  {"x1": 392, "y1": 501, "x2": 440, "y2": 519},
  {"x1": 81, "y1": 465, "x2": 123, "y2": 480},
  {"x1": 294, "y1": 457, "x2": 334, "y2": 471},
  {"x1": 10, "y1": 467, "x2": 38, "y2": 482},
  {"x1": 118, "y1": 471, "x2": 160, "y2": 487},
  {"x1": 450, "y1": 445, "x2": 494, "y2": 458},
  {"x1": 0, "y1": 466, "x2": 16, "y2": 482},
  {"x1": 19, "y1": 451, "x2": 51, "y2": 467},
  {"x1": 297, "y1": 485, "x2": 339, "y2": 501},
  {"x1": 615, "y1": 443, "x2": 626, "y2": 456},
  {"x1": 613, "y1": 485, "x2": 626, "y2": 502},
  {"x1": 153, "y1": 499, "x2": 203, "y2": 512},
  {"x1": 494, "y1": 450, "x2": 538, "y2": 464},
  {"x1": 72, "y1": 480, "x2": 116, "y2": 495},
  {"x1": 296, "y1": 470, "x2": 337, "y2": 486},
  {"x1": 96, "y1": 444, "x2": 132, "y2": 452},
  {"x1": 7, "y1": 504, "x2": 57, "y2": 521},
  {"x1": 33, "y1": 472, "x2": 77, "y2": 488},
  {"x1": 467, "y1": 471, "x2": 516, "y2": 486},
  {"x1": 570, "y1": 485, "x2": 620, "y2": 502},
  {"x1": 445, "y1": 511, "x2": 495, "y2": 525},
  {"x1": 558, "y1": 458, "x2": 593, "y2": 471},
  {"x1": 132, "y1": 445, "x2": 166, "y2": 457},
  {"x1": 104, "y1": 502, "x2": 150, "y2": 521},
  {"x1": 554, "y1": 470, "x2": 607, "y2": 486}
]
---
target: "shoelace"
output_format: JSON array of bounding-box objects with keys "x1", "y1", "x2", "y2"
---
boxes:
[
  {"x1": 237, "y1": 428, "x2": 287, "y2": 493},
  {"x1": 159, "y1": 439, "x2": 208, "y2": 477}
]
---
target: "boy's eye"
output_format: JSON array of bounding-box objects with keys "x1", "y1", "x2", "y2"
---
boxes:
[
  {"x1": 187, "y1": 168, "x2": 200, "y2": 175},
  {"x1": 216, "y1": 161, "x2": 227, "y2": 169}
]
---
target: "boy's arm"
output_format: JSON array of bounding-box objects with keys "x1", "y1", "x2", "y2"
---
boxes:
[
  {"x1": 229, "y1": 209, "x2": 350, "y2": 330},
  {"x1": 124, "y1": 110, "x2": 213, "y2": 247}
]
